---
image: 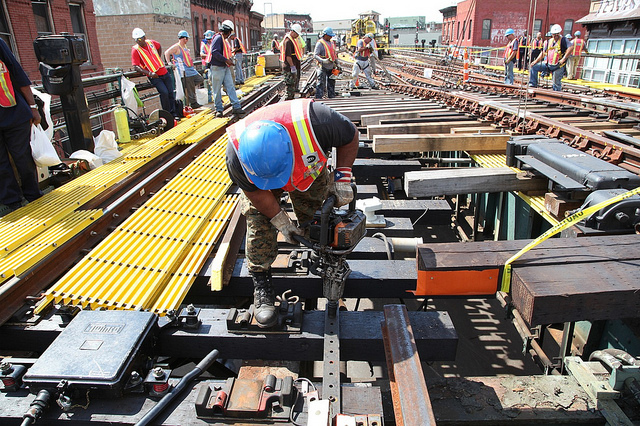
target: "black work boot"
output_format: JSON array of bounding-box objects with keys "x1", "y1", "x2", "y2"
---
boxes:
[{"x1": 251, "y1": 271, "x2": 277, "y2": 328}]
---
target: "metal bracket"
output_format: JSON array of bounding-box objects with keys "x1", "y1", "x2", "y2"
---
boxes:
[{"x1": 226, "y1": 294, "x2": 303, "y2": 334}]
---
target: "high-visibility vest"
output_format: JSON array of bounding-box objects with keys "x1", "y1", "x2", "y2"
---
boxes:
[
  {"x1": 318, "y1": 39, "x2": 337, "y2": 61},
  {"x1": 206, "y1": 33, "x2": 232, "y2": 64},
  {"x1": 0, "y1": 59, "x2": 17, "y2": 108},
  {"x1": 234, "y1": 38, "x2": 247, "y2": 54},
  {"x1": 358, "y1": 39, "x2": 371, "y2": 58},
  {"x1": 546, "y1": 38, "x2": 562, "y2": 65},
  {"x1": 272, "y1": 39, "x2": 280, "y2": 52},
  {"x1": 573, "y1": 38, "x2": 585, "y2": 56},
  {"x1": 504, "y1": 38, "x2": 518, "y2": 61},
  {"x1": 532, "y1": 38, "x2": 543, "y2": 49},
  {"x1": 179, "y1": 45, "x2": 194, "y2": 67},
  {"x1": 227, "y1": 99, "x2": 327, "y2": 192},
  {"x1": 134, "y1": 41, "x2": 163, "y2": 73},
  {"x1": 200, "y1": 41, "x2": 211, "y2": 66},
  {"x1": 280, "y1": 34, "x2": 303, "y2": 62}
]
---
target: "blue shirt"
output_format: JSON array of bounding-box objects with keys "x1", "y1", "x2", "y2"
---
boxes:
[
  {"x1": 0, "y1": 39, "x2": 32, "y2": 128},
  {"x1": 208, "y1": 34, "x2": 228, "y2": 68},
  {"x1": 172, "y1": 44, "x2": 200, "y2": 77}
]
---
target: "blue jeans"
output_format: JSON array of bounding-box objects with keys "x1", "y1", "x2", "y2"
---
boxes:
[
  {"x1": 210, "y1": 65, "x2": 241, "y2": 112},
  {"x1": 504, "y1": 60, "x2": 514, "y2": 85},
  {"x1": 149, "y1": 72, "x2": 176, "y2": 115},
  {"x1": 234, "y1": 53, "x2": 244, "y2": 84},
  {"x1": 316, "y1": 67, "x2": 336, "y2": 99},
  {"x1": 0, "y1": 120, "x2": 42, "y2": 205},
  {"x1": 529, "y1": 62, "x2": 564, "y2": 91}
]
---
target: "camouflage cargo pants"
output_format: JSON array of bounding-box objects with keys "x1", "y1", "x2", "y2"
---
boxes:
[
  {"x1": 242, "y1": 168, "x2": 330, "y2": 273},
  {"x1": 284, "y1": 70, "x2": 298, "y2": 100}
]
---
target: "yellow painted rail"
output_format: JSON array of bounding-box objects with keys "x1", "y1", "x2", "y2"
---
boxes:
[{"x1": 36, "y1": 134, "x2": 237, "y2": 314}]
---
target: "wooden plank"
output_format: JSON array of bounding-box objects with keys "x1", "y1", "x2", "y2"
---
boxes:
[
  {"x1": 373, "y1": 133, "x2": 510, "y2": 153},
  {"x1": 207, "y1": 204, "x2": 246, "y2": 291},
  {"x1": 367, "y1": 120, "x2": 480, "y2": 138},
  {"x1": 361, "y1": 107, "x2": 442, "y2": 126},
  {"x1": 544, "y1": 192, "x2": 583, "y2": 219},
  {"x1": 404, "y1": 167, "x2": 547, "y2": 198},
  {"x1": 450, "y1": 126, "x2": 504, "y2": 134}
]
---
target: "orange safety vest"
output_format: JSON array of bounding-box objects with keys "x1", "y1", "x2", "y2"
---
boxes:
[
  {"x1": 227, "y1": 99, "x2": 327, "y2": 192},
  {"x1": 179, "y1": 45, "x2": 193, "y2": 67},
  {"x1": 546, "y1": 38, "x2": 562, "y2": 65},
  {"x1": 532, "y1": 38, "x2": 543, "y2": 49},
  {"x1": 134, "y1": 41, "x2": 164, "y2": 73},
  {"x1": 573, "y1": 38, "x2": 585, "y2": 56},
  {"x1": 205, "y1": 33, "x2": 233, "y2": 64},
  {"x1": 272, "y1": 39, "x2": 280, "y2": 52},
  {"x1": 358, "y1": 39, "x2": 371, "y2": 58},
  {"x1": 200, "y1": 41, "x2": 211, "y2": 66},
  {"x1": 280, "y1": 34, "x2": 304, "y2": 62},
  {"x1": 318, "y1": 39, "x2": 337, "y2": 61},
  {"x1": 234, "y1": 38, "x2": 247, "y2": 54},
  {"x1": 0, "y1": 59, "x2": 17, "y2": 108},
  {"x1": 504, "y1": 38, "x2": 518, "y2": 61}
]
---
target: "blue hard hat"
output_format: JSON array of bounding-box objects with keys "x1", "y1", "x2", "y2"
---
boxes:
[
  {"x1": 505, "y1": 28, "x2": 515, "y2": 36},
  {"x1": 204, "y1": 30, "x2": 214, "y2": 40},
  {"x1": 574, "y1": 30, "x2": 581, "y2": 36},
  {"x1": 178, "y1": 30, "x2": 189, "y2": 39},
  {"x1": 237, "y1": 121, "x2": 293, "y2": 190},
  {"x1": 322, "y1": 27, "x2": 335, "y2": 37}
]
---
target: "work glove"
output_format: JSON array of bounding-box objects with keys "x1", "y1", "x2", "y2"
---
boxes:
[
  {"x1": 270, "y1": 209, "x2": 304, "y2": 244},
  {"x1": 290, "y1": 65, "x2": 297, "y2": 74},
  {"x1": 329, "y1": 167, "x2": 354, "y2": 208}
]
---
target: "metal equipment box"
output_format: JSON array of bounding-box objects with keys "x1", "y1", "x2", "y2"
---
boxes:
[{"x1": 22, "y1": 310, "x2": 157, "y2": 398}]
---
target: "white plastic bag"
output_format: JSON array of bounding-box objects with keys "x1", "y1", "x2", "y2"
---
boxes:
[
  {"x1": 120, "y1": 76, "x2": 139, "y2": 113},
  {"x1": 30, "y1": 124, "x2": 61, "y2": 167},
  {"x1": 173, "y1": 67, "x2": 184, "y2": 102},
  {"x1": 93, "y1": 130, "x2": 122, "y2": 163},
  {"x1": 196, "y1": 88, "x2": 208, "y2": 106},
  {"x1": 31, "y1": 88, "x2": 54, "y2": 141},
  {"x1": 70, "y1": 149, "x2": 103, "y2": 170}
]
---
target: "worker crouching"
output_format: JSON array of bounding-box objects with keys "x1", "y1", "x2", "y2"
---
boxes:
[{"x1": 225, "y1": 99, "x2": 359, "y2": 327}]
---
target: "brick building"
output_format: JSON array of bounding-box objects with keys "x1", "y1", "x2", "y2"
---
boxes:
[
  {"x1": 0, "y1": 0, "x2": 103, "y2": 82},
  {"x1": 440, "y1": 0, "x2": 591, "y2": 50},
  {"x1": 191, "y1": 0, "x2": 261, "y2": 53}
]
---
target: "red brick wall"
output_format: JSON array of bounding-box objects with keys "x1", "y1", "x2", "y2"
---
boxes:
[
  {"x1": 189, "y1": 4, "x2": 259, "y2": 52},
  {"x1": 8, "y1": 0, "x2": 103, "y2": 83}
]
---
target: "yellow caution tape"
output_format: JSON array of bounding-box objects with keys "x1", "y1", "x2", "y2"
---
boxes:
[{"x1": 500, "y1": 186, "x2": 640, "y2": 292}]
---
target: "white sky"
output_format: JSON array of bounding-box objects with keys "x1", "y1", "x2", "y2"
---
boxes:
[{"x1": 251, "y1": 0, "x2": 457, "y2": 23}]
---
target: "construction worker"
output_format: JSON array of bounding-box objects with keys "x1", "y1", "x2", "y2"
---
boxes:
[
  {"x1": 131, "y1": 28, "x2": 177, "y2": 118},
  {"x1": 504, "y1": 28, "x2": 519, "y2": 85},
  {"x1": 528, "y1": 24, "x2": 571, "y2": 91},
  {"x1": 165, "y1": 30, "x2": 204, "y2": 109},
  {"x1": 531, "y1": 32, "x2": 544, "y2": 67},
  {"x1": 314, "y1": 27, "x2": 338, "y2": 99},
  {"x1": 349, "y1": 33, "x2": 377, "y2": 90},
  {"x1": 517, "y1": 30, "x2": 529, "y2": 71},
  {"x1": 567, "y1": 30, "x2": 588, "y2": 80},
  {"x1": 200, "y1": 30, "x2": 214, "y2": 67},
  {"x1": 206, "y1": 20, "x2": 245, "y2": 118},
  {"x1": 280, "y1": 24, "x2": 303, "y2": 100},
  {"x1": 271, "y1": 34, "x2": 280, "y2": 54},
  {"x1": 229, "y1": 33, "x2": 246, "y2": 86},
  {"x1": 225, "y1": 99, "x2": 359, "y2": 327},
  {"x1": 0, "y1": 38, "x2": 42, "y2": 212}
]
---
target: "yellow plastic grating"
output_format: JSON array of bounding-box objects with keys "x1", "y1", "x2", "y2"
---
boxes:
[
  {"x1": 469, "y1": 153, "x2": 559, "y2": 225},
  {"x1": 0, "y1": 210, "x2": 102, "y2": 281},
  {"x1": 36, "y1": 134, "x2": 236, "y2": 314}
]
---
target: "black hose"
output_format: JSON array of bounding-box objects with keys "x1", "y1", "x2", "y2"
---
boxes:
[{"x1": 135, "y1": 349, "x2": 220, "y2": 426}]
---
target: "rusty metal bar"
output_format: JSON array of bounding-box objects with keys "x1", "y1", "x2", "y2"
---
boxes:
[{"x1": 382, "y1": 304, "x2": 436, "y2": 426}]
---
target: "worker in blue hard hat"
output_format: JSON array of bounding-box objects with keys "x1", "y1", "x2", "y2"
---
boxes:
[
  {"x1": 225, "y1": 99, "x2": 359, "y2": 328},
  {"x1": 567, "y1": 30, "x2": 588, "y2": 80},
  {"x1": 503, "y1": 28, "x2": 518, "y2": 85},
  {"x1": 314, "y1": 27, "x2": 338, "y2": 99},
  {"x1": 165, "y1": 30, "x2": 204, "y2": 109}
]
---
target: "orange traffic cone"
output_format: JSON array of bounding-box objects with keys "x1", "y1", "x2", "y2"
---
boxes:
[{"x1": 355, "y1": 78, "x2": 359, "y2": 87}]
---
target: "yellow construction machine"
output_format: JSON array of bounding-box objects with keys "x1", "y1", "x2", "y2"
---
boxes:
[{"x1": 347, "y1": 17, "x2": 388, "y2": 55}]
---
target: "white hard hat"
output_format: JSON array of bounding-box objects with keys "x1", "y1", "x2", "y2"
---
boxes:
[
  {"x1": 132, "y1": 28, "x2": 145, "y2": 39},
  {"x1": 550, "y1": 24, "x2": 562, "y2": 35},
  {"x1": 221, "y1": 20, "x2": 234, "y2": 32},
  {"x1": 291, "y1": 23, "x2": 302, "y2": 35}
]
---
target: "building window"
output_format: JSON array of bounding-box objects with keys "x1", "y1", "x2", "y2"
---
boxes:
[
  {"x1": 194, "y1": 16, "x2": 199, "y2": 43},
  {"x1": 468, "y1": 20, "x2": 472, "y2": 40},
  {"x1": 564, "y1": 20, "x2": 573, "y2": 36},
  {"x1": 481, "y1": 19, "x2": 491, "y2": 40},
  {"x1": 456, "y1": 21, "x2": 460, "y2": 40},
  {"x1": 69, "y1": 3, "x2": 90, "y2": 63},
  {"x1": 32, "y1": 0, "x2": 53, "y2": 36},
  {"x1": 533, "y1": 19, "x2": 542, "y2": 34},
  {"x1": 0, "y1": 0, "x2": 15, "y2": 54}
]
